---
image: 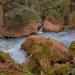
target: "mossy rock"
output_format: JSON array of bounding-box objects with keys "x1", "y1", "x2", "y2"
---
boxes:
[
  {"x1": 0, "y1": 51, "x2": 11, "y2": 61},
  {"x1": 0, "y1": 51, "x2": 31, "y2": 75},
  {"x1": 21, "y1": 35, "x2": 72, "y2": 75}
]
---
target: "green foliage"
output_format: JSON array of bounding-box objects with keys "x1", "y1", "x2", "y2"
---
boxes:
[
  {"x1": 0, "y1": 72, "x2": 6, "y2": 75},
  {"x1": 2, "y1": 0, "x2": 75, "y2": 29},
  {"x1": 0, "y1": 51, "x2": 10, "y2": 59},
  {"x1": 18, "y1": 64, "x2": 33, "y2": 75},
  {"x1": 4, "y1": 6, "x2": 39, "y2": 28},
  {"x1": 3, "y1": 0, "x2": 73, "y2": 29},
  {"x1": 49, "y1": 0, "x2": 66, "y2": 18},
  {"x1": 18, "y1": 64, "x2": 26, "y2": 72}
]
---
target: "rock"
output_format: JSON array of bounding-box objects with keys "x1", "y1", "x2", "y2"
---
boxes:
[
  {"x1": 0, "y1": 51, "x2": 29, "y2": 75},
  {"x1": 43, "y1": 14, "x2": 63, "y2": 32},
  {"x1": 21, "y1": 35, "x2": 72, "y2": 75},
  {"x1": 4, "y1": 21, "x2": 41, "y2": 37},
  {"x1": 0, "y1": 51, "x2": 13, "y2": 69},
  {"x1": 0, "y1": 23, "x2": 41, "y2": 37}
]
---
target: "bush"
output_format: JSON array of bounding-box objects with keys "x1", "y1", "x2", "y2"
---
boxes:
[
  {"x1": 3, "y1": 0, "x2": 75, "y2": 30},
  {"x1": 4, "y1": 6, "x2": 39, "y2": 28}
]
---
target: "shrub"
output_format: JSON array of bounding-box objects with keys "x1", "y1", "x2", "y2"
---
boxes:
[{"x1": 4, "y1": 6, "x2": 39, "y2": 28}]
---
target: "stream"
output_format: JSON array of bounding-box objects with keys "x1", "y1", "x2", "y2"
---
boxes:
[
  {"x1": 0, "y1": 29, "x2": 75, "y2": 63},
  {"x1": 38, "y1": 29, "x2": 75, "y2": 47},
  {"x1": 0, "y1": 37, "x2": 27, "y2": 63}
]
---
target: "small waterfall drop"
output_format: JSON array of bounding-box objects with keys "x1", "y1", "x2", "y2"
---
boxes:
[{"x1": 38, "y1": 25, "x2": 43, "y2": 34}]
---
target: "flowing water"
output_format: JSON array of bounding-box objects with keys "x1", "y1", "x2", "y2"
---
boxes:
[
  {"x1": 0, "y1": 28, "x2": 75, "y2": 63},
  {"x1": 38, "y1": 29, "x2": 75, "y2": 47},
  {"x1": 0, "y1": 37, "x2": 27, "y2": 63}
]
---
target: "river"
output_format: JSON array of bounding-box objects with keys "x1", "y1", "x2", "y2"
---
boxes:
[{"x1": 0, "y1": 29, "x2": 75, "y2": 63}]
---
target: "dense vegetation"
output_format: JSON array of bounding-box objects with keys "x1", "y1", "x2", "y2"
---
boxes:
[{"x1": 0, "y1": 0, "x2": 75, "y2": 29}]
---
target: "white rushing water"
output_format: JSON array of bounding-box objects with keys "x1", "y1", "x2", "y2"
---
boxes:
[
  {"x1": 0, "y1": 29, "x2": 75, "y2": 64},
  {"x1": 0, "y1": 37, "x2": 27, "y2": 64},
  {"x1": 38, "y1": 30, "x2": 75, "y2": 47}
]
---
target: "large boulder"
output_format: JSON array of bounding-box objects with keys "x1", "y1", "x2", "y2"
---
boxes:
[
  {"x1": 0, "y1": 51, "x2": 30, "y2": 75},
  {"x1": 43, "y1": 14, "x2": 63, "y2": 32},
  {"x1": 21, "y1": 35, "x2": 72, "y2": 75},
  {"x1": 4, "y1": 21, "x2": 41, "y2": 37}
]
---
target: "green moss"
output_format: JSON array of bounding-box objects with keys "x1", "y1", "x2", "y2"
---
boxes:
[
  {"x1": 0, "y1": 72, "x2": 7, "y2": 75},
  {"x1": 0, "y1": 51, "x2": 15, "y2": 64},
  {"x1": 0, "y1": 51, "x2": 10, "y2": 59},
  {"x1": 18, "y1": 64, "x2": 26, "y2": 72},
  {"x1": 18, "y1": 64, "x2": 33, "y2": 75}
]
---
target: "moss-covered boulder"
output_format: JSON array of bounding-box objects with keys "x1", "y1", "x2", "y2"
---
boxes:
[
  {"x1": 0, "y1": 51, "x2": 38, "y2": 75},
  {"x1": 21, "y1": 35, "x2": 72, "y2": 75},
  {"x1": 0, "y1": 51, "x2": 12, "y2": 65},
  {"x1": 0, "y1": 51, "x2": 30, "y2": 75}
]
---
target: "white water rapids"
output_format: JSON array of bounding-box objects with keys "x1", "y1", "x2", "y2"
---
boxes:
[
  {"x1": 0, "y1": 29, "x2": 75, "y2": 63},
  {"x1": 0, "y1": 37, "x2": 27, "y2": 63}
]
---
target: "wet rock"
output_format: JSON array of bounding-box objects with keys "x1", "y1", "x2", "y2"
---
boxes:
[
  {"x1": 43, "y1": 14, "x2": 63, "y2": 32},
  {"x1": 0, "y1": 51, "x2": 13, "y2": 67},
  {"x1": 21, "y1": 35, "x2": 72, "y2": 75}
]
